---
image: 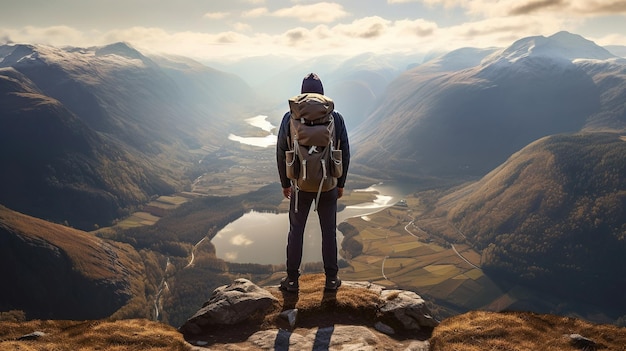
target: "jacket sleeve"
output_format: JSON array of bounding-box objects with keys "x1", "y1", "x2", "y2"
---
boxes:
[
  {"x1": 334, "y1": 111, "x2": 350, "y2": 188},
  {"x1": 276, "y1": 112, "x2": 292, "y2": 189}
]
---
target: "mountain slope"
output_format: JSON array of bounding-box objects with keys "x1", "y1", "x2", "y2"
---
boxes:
[
  {"x1": 0, "y1": 67, "x2": 176, "y2": 229},
  {"x1": 0, "y1": 205, "x2": 147, "y2": 320},
  {"x1": 421, "y1": 132, "x2": 626, "y2": 318},
  {"x1": 0, "y1": 43, "x2": 254, "y2": 228},
  {"x1": 352, "y1": 31, "x2": 626, "y2": 179}
]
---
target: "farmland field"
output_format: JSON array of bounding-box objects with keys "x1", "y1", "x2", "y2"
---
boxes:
[{"x1": 339, "y1": 195, "x2": 507, "y2": 316}]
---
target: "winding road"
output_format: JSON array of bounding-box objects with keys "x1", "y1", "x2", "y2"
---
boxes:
[{"x1": 403, "y1": 219, "x2": 481, "y2": 270}]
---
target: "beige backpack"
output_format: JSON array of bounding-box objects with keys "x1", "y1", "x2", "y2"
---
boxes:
[{"x1": 285, "y1": 93, "x2": 342, "y2": 211}]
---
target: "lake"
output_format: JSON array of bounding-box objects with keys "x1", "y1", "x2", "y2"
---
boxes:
[
  {"x1": 211, "y1": 183, "x2": 410, "y2": 265},
  {"x1": 216, "y1": 115, "x2": 411, "y2": 265},
  {"x1": 228, "y1": 115, "x2": 277, "y2": 148}
]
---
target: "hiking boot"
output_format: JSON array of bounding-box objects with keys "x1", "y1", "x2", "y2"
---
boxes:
[
  {"x1": 279, "y1": 277, "x2": 299, "y2": 293},
  {"x1": 324, "y1": 277, "x2": 342, "y2": 291}
]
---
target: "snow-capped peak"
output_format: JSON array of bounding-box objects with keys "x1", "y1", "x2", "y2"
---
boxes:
[{"x1": 486, "y1": 31, "x2": 616, "y2": 65}]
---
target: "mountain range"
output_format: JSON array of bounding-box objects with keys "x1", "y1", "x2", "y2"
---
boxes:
[
  {"x1": 0, "y1": 42, "x2": 253, "y2": 229},
  {"x1": 1, "y1": 31, "x2": 626, "y2": 327},
  {"x1": 351, "y1": 31, "x2": 626, "y2": 179}
]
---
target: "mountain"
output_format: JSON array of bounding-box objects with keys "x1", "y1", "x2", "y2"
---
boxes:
[
  {"x1": 419, "y1": 132, "x2": 626, "y2": 319},
  {"x1": 0, "y1": 43, "x2": 253, "y2": 229},
  {"x1": 222, "y1": 52, "x2": 423, "y2": 129},
  {"x1": 0, "y1": 205, "x2": 146, "y2": 320},
  {"x1": 351, "y1": 31, "x2": 626, "y2": 179}
]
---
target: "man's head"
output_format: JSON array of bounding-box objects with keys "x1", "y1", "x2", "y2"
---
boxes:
[{"x1": 301, "y1": 73, "x2": 324, "y2": 95}]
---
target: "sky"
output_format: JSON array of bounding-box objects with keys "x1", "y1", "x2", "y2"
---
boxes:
[{"x1": 1, "y1": 0, "x2": 625, "y2": 63}]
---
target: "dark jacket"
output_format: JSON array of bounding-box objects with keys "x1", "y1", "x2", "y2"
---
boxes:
[{"x1": 276, "y1": 110, "x2": 350, "y2": 190}]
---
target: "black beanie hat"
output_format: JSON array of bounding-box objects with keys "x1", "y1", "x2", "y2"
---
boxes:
[{"x1": 301, "y1": 73, "x2": 324, "y2": 95}]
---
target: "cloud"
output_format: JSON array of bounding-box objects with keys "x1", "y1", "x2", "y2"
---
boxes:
[
  {"x1": 509, "y1": 0, "x2": 564, "y2": 15},
  {"x1": 230, "y1": 234, "x2": 253, "y2": 246},
  {"x1": 395, "y1": 18, "x2": 438, "y2": 37},
  {"x1": 233, "y1": 22, "x2": 252, "y2": 32},
  {"x1": 334, "y1": 16, "x2": 391, "y2": 39},
  {"x1": 1, "y1": 25, "x2": 98, "y2": 47},
  {"x1": 421, "y1": 0, "x2": 626, "y2": 17},
  {"x1": 242, "y1": 7, "x2": 269, "y2": 18},
  {"x1": 570, "y1": 0, "x2": 626, "y2": 14},
  {"x1": 203, "y1": 12, "x2": 230, "y2": 20},
  {"x1": 272, "y1": 2, "x2": 349, "y2": 23}
]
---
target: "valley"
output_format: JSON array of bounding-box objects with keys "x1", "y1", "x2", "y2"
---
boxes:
[
  {"x1": 91, "y1": 137, "x2": 499, "y2": 325},
  {"x1": 2, "y1": 33, "x2": 626, "y2": 331}
]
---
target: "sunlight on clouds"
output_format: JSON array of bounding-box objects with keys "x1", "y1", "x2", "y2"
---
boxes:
[
  {"x1": 273, "y1": 2, "x2": 349, "y2": 23},
  {"x1": 5, "y1": 25, "x2": 99, "y2": 47},
  {"x1": 569, "y1": 0, "x2": 626, "y2": 14},
  {"x1": 3, "y1": 0, "x2": 624, "y2": 64},
  {"x1": 224, "y1": 252, "x2": 238, "y2": 261},
  {"x1": 395, "y1": 18, "x2": 438, "y2": 37},
  {"x1": 446, "y1": 15, "x2": 564, "y2": 48},
  {"x1": 230, "y1": 234, "x2": 253, "y2": 246},
  {"x1": 203, "y1": 12, "x2": 229, "y2": 20},
  {"x1": 334, "y1": 16, "x2": 391, "y2": 39},
  {"x1": 242, "y1": 7, "x2": 269, "y2": 18},
  {"x1": 596, "y1": 32, "x2": 626, "y2": 47},
  {"x1": 233, "y1": 22, "x2": 252, "y2": 32},
  {"x1": 424, "y1": 0, "x2": 626, "y2": 17}
]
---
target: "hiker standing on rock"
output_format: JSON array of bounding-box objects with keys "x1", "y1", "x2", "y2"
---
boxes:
[{"x1": 276, "y1": 73, "x2": 350, "y2": 293}]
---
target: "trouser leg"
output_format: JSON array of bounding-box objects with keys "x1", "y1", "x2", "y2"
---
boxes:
[
  {"x1": 286, "y1": 189, "x2": 313, "y2": 278},
  {"x1": 317, "y1": 188, "x2": 339, "y2": 278}
]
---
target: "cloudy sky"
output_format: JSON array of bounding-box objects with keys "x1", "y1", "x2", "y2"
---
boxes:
[{"x1": 1, "y1": 0, "x2": 625, "y2": 62}]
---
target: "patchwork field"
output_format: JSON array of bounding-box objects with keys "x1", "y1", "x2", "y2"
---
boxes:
[{"x1": 339, "y1": 201, "x2": 506, "y2": 315}]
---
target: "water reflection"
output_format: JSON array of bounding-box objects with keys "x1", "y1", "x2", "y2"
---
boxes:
[
  {"x1": 228, "y1": 115, "x2": 277, "y2": 148},
  {"x1": 212, "y1": 183, "x2": 410, "y2": 265},
  {"x1": 246, "y1": 115, "x2": 274, "y2": 132}
]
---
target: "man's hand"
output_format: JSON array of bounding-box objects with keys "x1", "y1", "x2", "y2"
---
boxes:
[
  {"x1": 337, "y1": 187, "x2": 344, "y2": 199},
  {"x1": 282, "y1": 187, "x2": 292, "y2": 199}
]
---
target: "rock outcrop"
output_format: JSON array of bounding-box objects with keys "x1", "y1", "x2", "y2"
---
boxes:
[
  {"x1": 180, "y1": 278, "x2": 279, "y2": 335},
  {"x1": 179, "y1": 274, "x2": 437, "y2": 350}
]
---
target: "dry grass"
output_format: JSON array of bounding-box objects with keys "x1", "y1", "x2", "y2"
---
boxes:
[
  {"x1": 0, "y1": 319, "x2": 192, "y2": 351},
  {"x1": 262, "y1": 273, "x2": 383, "y2": 330},
  {"x1": 0, "y1": 205, "x2": 123, "y2": 280},
  {"x1": 183, "y1": 273, "x2": 432, "y2": 349},
  {"x1": 430, "y1": 310, "x2": 626, "y2": 351}
]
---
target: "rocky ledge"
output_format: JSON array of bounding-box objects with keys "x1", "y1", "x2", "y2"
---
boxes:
[{"x1": 179, "y1": 274, "x2": 438, "y2": 350}]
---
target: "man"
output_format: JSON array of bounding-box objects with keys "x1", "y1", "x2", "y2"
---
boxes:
[{"x1": 276, "y1": 73, "x2": 350, "y2": 293}]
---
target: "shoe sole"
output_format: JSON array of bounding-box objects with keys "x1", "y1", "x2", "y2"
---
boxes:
[
  {"x1": 280, "y1": 283, "x2": 299, "y2": 293},
  {"x1": 324, "y1": 280, "x2": 342, "y2": 291}
]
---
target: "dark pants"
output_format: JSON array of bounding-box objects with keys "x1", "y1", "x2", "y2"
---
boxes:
[{"x1": 286, "y1": 187, "x2": 338, "y2": 279}]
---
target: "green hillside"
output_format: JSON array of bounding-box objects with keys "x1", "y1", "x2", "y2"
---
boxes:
[{"x1": 422, "y1": 132, "x2": 626, "y2": 318}]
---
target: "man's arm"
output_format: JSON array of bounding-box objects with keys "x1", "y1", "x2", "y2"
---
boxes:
[
  {"x1": 334, "y1": 111, "x2": 350, "y2": 189},
  {"x1": 276, "y1": 112, "x2": 292, "y2": 197}
]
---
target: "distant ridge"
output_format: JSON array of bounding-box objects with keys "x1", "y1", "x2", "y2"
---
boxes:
[{"x1": 352, "y1": 31, "x2": 626, "y2": 179}]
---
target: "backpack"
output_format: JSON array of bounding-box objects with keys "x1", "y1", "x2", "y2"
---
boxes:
[{"x1": 285, "y1": 93, "x2": 343, "y2": 211}]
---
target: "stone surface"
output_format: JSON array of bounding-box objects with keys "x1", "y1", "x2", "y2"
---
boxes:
[
  {"x1": 180, "y1": 278, "x2": 278, "y2": 335},
  {"x1": 180, "y1": 276, "x2": 438, "y2": 349},
  {"x1": 379, "y1": 290, "x2": 439, "y2": 330}
]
